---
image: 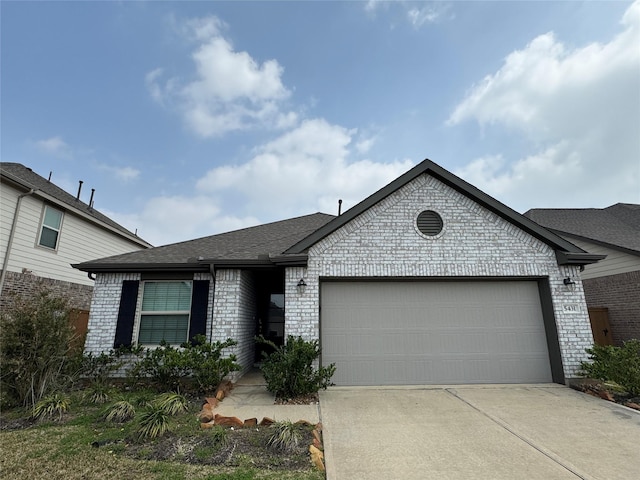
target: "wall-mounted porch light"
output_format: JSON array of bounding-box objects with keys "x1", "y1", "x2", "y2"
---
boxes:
[
  {"x1": 563, "y1": 277, "x2": 575, "y2": 286},
  {"x1": 296, "y1": 278, "x2": 307, "y2": 294}
]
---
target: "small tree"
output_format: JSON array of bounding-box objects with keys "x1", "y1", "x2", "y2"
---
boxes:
[
  {"x1": 0, "y1": 289, "x2": 80, "y2": 408},
  {"x1": 257, "y1": 335, "x2": 335, "y2": 399}
]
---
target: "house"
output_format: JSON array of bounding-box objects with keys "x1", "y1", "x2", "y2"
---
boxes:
[
  {"x1": 73, "y1": 159, "x2": 604, "y2": 386},
  {"x1": 525, "y1": 204, "x2": 640, "y2": 346},
  {"x1": 1, "y1": 163, "x2": 152, "y2": 312}
]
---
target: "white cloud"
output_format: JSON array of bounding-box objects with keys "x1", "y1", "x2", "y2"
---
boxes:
[
  {"x1": 196, "y1": 118, "x2": 414, "y2": 218},
  {"x1": 450, "y1": 0, "x2": 640, "y2": 210},
  {"x1": 111, "y1": 118, "x2": 414, "y2": 245},
  {"x1": 355, "y1": 136, "x2": 376, "y2": 155},
  {"x1": 364, "y1": 1, "x2": 380, "y2": 14},
  {"x1": 364, "y1": 1, "x2": 450, "y2": 27},
  {"x1": 147, "y1": 15, "x2": 296, "y2": 137},
  {"x1": 99, "y1": 164, "x2": 141, "y2": 182},
  {"x1": 145, "y1": 68, "x2": 165, "y2": 104},
  {"x1": 35, "y1": 136, "x2": 72, "y2": 158},
  {"x1": 105, "y1": 195, "x2": 261, "y2": 247},
  {"x1": 182, "y1": 15, "x2": 226, "y2": 42},
  {"x1": 406, "y1": 4, "x2": 446, "y2": 27}
]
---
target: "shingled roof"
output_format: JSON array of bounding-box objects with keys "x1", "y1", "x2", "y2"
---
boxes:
[
  {"x1": 73, "y1": 212, "x2": 335, "y2": 272},
  {"x1": 1, "y1": 162, "x2": 151, "y2": 247},
  {"x1": 524, "y1": 203, "x2": 640, "y2": 255},
  {"x1": 75, "y1": 158, "x2": 607, "y2": 273}
]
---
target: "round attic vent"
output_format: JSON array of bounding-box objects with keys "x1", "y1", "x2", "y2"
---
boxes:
[{"x1": 416, "y1": 210, "x2": 443, "y2": 236}]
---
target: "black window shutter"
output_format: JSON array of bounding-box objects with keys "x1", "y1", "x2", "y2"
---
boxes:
[
  {"x1": 113, "y1": 280, "x2": 139, "y2": 348},
  {"x1": 189, "y1": 280, "x2": 210, "y2": 345}
]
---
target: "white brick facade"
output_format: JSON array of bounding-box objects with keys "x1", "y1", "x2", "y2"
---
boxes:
[
  {"x1": 84, "y1": 172, "x2": 595, "y2": 383},
  {"x1": 85, "y1": 272, "x2": 141, "y2": 354},
  {"x1": 85, "y1": 272, "x2": 216, "y2": 354},
  {"x1": 211, "y1": 269, "x2": 257, "y2": 378},
  {"x1": 285, "y1": 174, "x2": 593, "y2": 379}
]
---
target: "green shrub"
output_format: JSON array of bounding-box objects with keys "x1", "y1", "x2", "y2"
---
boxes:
[
  {"x1": 209, "y1": 424, "x2": 229, "y2": 447},
  {"x1": 81, "y1": 350, "x2": 123, "y2": 384},
  {"x1": 267, "y1": 421, "x2": 303, "y2": 452},
  {"x1": 257, "y1": 335, "x2": 335, "y2": 399},
  {"x1": 153, "y1": 392, "x2": 189, "y2": 415},
  {"x1": 33, "y1": 393, "x2": 70, "y2": 421},
  {"x1": 186, "y1": 336, "x2": 240, "y2": 393},
  {"x1": 104, "y1": 400, "x2": 136, "y2": 423},
  {"x1": 126, "y1": 336, "x2": 240, "y2": 394},
  {"x1": 0, "y1": 290, "x2": 81, "y2": 408},
  {"x1": 132, "y1": 390, "x2": 155, "y2": 407},
  {"x1": 126, "y1": 341, "x2": 192, "y2": 391},
  {"x1": 579, "y1": 340, "x2": 640, "y2": 396},
  {"x1": 83, "y1": 382, "x2": 113, "y2": 405},
  {"x1": 137, "y1": 404, "x2": 170, "y2": 440}
]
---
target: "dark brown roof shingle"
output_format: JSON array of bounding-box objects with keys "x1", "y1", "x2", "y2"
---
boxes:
[
  {"x1": 524, "y1": 203, "x2": 640, "y2": 254},
  {"x1": 74, "y1": 212, "x2": 335, "y2": 270}
]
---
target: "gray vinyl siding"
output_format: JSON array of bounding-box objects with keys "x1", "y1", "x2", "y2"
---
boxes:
[{"x1": 568, "y1": 238, "x2": 640, "y2": 279}]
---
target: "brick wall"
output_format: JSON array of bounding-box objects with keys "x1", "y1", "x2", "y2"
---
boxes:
[
  {"x1": 0, "y1": 270, "x2": 93, "y2": 311},
  {"x1": 583, "y1": 270, "x2": 640, "y2": 345},
  {"x1": 285, "y1": 266, "x2": 315, "y2": 339},
  {"x1": 84, "y1": 272, "x2": 141, "y2": 354},
  {"x1": 86, "y1": 272, "x2": 217, "y2": 355},
  {"x1": 211, "y1": 269, "x2": 257, "y2": 379},
  {"x1": 236, "y1": 270, "x2": 257, "y2": 377},
  {"x1": 285, "y1": 173, "x2": 594, "y2": 380}
]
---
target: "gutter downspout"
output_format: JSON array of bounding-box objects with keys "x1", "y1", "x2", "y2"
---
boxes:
[
  {"x1": 208, "y1": 263, "x2": 216, "y2": 343},
  {"x1": 0, "y1": 189, "x2": 36, "y2": 295}
]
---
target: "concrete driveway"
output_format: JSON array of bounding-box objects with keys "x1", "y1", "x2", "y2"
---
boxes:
[{"x1": 319, "y1": 385, "x2": 640, "y2": 480}]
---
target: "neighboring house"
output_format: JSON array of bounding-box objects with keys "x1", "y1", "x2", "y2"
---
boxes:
[
  {"x1": 74, "y1": 159, "x2": 604, "y2": 386},
  {"x1": 525, "y1": 204, "x2": 640, "y2": 346},
  {"x1": 1, "y1": 163, "x2": 152, "y2": 311}
]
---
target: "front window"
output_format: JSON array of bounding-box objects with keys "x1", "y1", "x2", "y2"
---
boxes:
[
  {"x1": 38, "y1": 205, "x2": 63, "y2": 249},
  {"x1": 138, "y1": 281, "x2": 192, "y2": 345}
]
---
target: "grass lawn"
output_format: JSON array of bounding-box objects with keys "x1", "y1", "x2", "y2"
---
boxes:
[{"x1": 0, "y1": 390, "x2": 324, "y2": 480}]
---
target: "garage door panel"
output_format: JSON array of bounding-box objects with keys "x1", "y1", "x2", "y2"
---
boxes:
[{"x1": 321, "y1": 281, "x2": 552, "y2": 385}]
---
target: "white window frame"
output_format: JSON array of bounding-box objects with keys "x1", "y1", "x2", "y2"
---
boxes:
[
  {"x1": 137, "y1": 280, "x2": 192, "y2": 346},
  {"x1": 37, "y1": 205, "x2": 64, "y2": 250}
]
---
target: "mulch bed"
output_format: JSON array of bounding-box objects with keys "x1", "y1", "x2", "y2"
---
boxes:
[
  {"x1": 275, "y1": 393, "x2": 319, "y2": 405},
  {"x1": 571, "y1": 379, "x2": 640, "y2": 411},
  {"x1": 124, "y1": 425, "x2": 314, "y2": 470},
  {"x1": 0, "y1": 416, "x2": 36, "y2": 431}
]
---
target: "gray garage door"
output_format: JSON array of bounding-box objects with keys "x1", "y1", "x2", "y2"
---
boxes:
[{"x1": 321, "y1": 281, "x2": 552, "y2": 385}]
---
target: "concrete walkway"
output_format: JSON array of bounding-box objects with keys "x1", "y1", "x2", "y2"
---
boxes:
[
  {"x1": 319, "y1": 385, "x2": 640, "y2": 480},
  {"x1": 215, "y1": 370, "x2": 320, "y2": 424}
]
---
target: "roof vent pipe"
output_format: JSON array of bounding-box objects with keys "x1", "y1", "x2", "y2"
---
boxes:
[
  {"x1": 338, "y1": 199, "x2": 343, "y2": 216},
  {"x1": 76, "y1": 180, "x2": 83, "y2": 200},
  {"x1": 89, "y1": 188, "x2": 95, "y2": 208}
]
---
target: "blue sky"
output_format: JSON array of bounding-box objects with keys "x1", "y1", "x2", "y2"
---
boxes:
[{"x1": 2, "y1": 1, "x2": 638, "y2": 246}]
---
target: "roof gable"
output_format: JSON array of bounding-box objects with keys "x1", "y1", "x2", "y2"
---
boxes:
[{"x1": 286, "y1": 159, "x2": 597, "y2": 265}]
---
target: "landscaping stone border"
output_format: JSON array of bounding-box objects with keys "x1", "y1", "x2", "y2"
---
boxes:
[{"x1": 196, "y1": 380, "x2": 325, "y2": 471}]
